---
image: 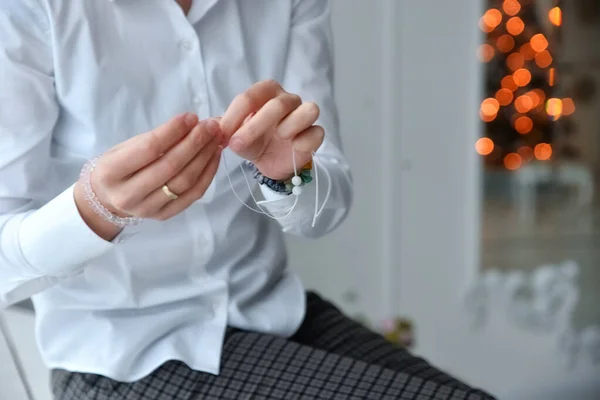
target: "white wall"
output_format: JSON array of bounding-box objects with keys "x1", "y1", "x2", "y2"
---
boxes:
[
  {"x1": 292, "y1": 1, "x2": 600, "y2": 399},
  {"x1": 287, "y1": 0, "x2": 393, "y2": 323},
  {"x1": 385, "y1": 1, "x2": 600, "y2": 399}
]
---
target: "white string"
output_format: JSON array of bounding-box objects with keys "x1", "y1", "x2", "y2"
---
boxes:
[
  {"x1": 311, "y1": 151, "x2": 332, "y2": 227},
  {"x1": 222, "y1": 151, "x2": 298, "y2": 220},
  {"x1": 222, "y1": 146, "x2": 332, "y2": 226}
]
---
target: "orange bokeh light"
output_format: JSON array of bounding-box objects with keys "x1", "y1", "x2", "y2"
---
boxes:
[
  {"x1": 520, "y1": 43, "x2": 536, "y2": 60},
  {"x1": 532, "y1": 89, "x2": 546, "y2": 105},
  {"x1": 496, "y1": 88, "x2": 514, "y2": 106},
  {"x1": 535, "y1": 50, "x2": 553, "y2": 68},
  {"x1": 562, "y1": 98, "x2": 575, "y2": 116},
  {"x1": 549, "y1": 67, "x2": 556, "y2": 86},
  {"x1": 506, "y1": 17, "x2": 525, "y2": 35},
  {"x1": 514, "y1": 116, "x2": 533, "y2": 134},
  {"x1": 483, "y1": 8, "x2": 503, "y2": 28},
  {"x1": 525, "y1": 90, "x2": 544, "y2": 108},
  {"x1": 497, "y1": 34, "x2": 515, "y2": 52},
  {"x1": 534, "y1": 143, "x2": 552, "y2": 160},
  {"x1": 546, "y1": 98, "x2": 563, "y2": 119},
  {"x1": 478, "y1": 44, "x2": 495, "y2": 62},
  {"x1": 504, "y1": 153, "x2": 522, "y2": 170},
  {"x1": 548, "y1": 7, "x2": 562, "y2": 26},
  {"x1": 530, "y1": 34, "x2": 549, "y2": 52},
  {"x1": 502, "y1": 0, "x2": 521, "y2": 16},
  {"x1": 480, "y1": 111, "x2": 497, "y2": 122},
  {"x1": 518, "y1": 146, "x2": 534, "y2": 161},
  {"x1": 506, "y1": 52, "x2": 524, "y2": 71},
  {"x1": 476, "y1": 138, "x2": 495, "y2": 156},
  {"x1": 515, "y1": 95, "x2": 533, "y2": 113},
  {"x1": 479, "y1": 18, "x2": 495, "y2": 33},
  {"x1": 481, "y1": 98, "x2": 500, "y2": 116},
  {"x1": 513, "y1": 68, "x2": 532, "y2": 87},
  {"x1": 501, "y1": 75, "x2": 518, "y2": 92}
]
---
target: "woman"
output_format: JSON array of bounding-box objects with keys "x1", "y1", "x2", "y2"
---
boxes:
[{"x1": 0, "y1": 1, "x2": 493, "y2": 398}]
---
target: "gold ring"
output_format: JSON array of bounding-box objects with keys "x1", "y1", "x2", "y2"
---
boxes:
[{"x1": 162, "y1": 185, "x2": 179, "y2": 200}]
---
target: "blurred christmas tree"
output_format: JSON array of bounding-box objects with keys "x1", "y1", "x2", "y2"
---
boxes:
[{"x1": 476, "y1": 0, "x2": 571, "y2": 170}]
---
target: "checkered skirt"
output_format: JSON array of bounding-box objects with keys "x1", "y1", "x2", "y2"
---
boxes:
[{"x1": 52, "y1": 293, "x2": 495, "y2": 400}]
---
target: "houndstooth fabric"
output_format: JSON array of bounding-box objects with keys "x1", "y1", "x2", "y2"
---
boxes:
[{"x1": 52, "y1": 292, "x2": 495, "y2": 400}]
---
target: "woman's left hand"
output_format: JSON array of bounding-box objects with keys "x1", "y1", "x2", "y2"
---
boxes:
[{"x1": 220, "y1": 80, "x2": 324, "y2": 180}]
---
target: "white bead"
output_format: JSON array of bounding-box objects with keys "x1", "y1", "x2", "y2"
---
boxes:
[
  {"x1": 292, "y1": 186, "x2": 303, "y2": 196},
  {"x1": 291, "y1": 176, "x2": 303, "y2": 186}
]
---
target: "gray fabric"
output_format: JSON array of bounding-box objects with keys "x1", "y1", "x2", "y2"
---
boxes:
[{"x1": 51, "y1": 292, "x2": 495, "y2": 400}]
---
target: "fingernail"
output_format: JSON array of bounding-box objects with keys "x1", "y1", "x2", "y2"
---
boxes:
[{"x1": 184, "y1": 113, "x2": 198, "y2": 127}]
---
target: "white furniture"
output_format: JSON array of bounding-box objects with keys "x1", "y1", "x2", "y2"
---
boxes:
[
  {"x1": 0, "y1": 308, "x2": 51, "y2": 400},
  {"x1": 514, "y1": 161, "x2": 594, "y2": 226}
]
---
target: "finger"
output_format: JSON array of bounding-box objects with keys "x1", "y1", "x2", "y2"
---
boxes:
[
  {"x1": 133, "y1": 140, "x2": 219, "y2": 216},
  {"x1": 125, "y1": 119, "x2": 219, "y2": 203},
  {"x1": 229, "y1": 92, "x2": 301, "y2": 152},
  {"x1": 292, "y1": 125, "x2": 325, "y2": 153},
  {"x1": 102, "y1": 113, "x2": 198, "y2": 179},
  {"x1": 153, "y1": 147, "x2": 222, "y2": 221},
  {"x1": 220, "y1": 80, "x2": 283, "y2": 138},
  {"x1": 276, "y1": 102, "x2": 320, "y2": 140}
]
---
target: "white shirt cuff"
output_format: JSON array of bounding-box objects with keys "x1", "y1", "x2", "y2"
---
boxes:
[{"x1": 18, "y1": 184, "x2": 115, "y2": 276}]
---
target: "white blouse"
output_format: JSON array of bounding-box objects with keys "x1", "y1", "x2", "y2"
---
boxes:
[{"x1": 0, "y1": 0, "x2": 352, "y2": 381}]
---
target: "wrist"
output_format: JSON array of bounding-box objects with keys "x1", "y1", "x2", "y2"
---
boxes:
[
  {"x1": 74, "y1": 181, "x2": 122, "y2": 242},
  {"x1": 248, "y1": 161, "x2": 313, "y2": 195}
]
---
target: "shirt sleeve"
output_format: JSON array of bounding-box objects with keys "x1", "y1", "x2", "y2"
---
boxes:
[
  {"x1": 0, "y1": 2, "x2": 115, "y2": 307},
  {"x1": 257, "y1": 0, "x2": 353, "y2": 238}
]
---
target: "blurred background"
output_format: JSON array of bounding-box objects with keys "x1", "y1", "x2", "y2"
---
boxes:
[{"x1": 2, "y1": 1, "x2": 599, "y2": 399}]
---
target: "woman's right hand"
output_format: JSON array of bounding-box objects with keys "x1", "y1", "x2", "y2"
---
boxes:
[{"x1": 74, "y1": 113, "x2": 223, "y2": 241}]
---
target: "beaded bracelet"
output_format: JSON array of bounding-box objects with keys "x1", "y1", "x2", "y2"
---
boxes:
[
  {"x1": 245, "y1": 160, "x2": 313, "y2": 195},
  {"x1": 80, "y1": 158, "x2": 143, "y2": 227}
]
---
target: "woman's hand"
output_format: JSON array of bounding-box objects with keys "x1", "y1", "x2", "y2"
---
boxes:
[
  {"x1": 220, "y1": 80, "x2": 324, "y2": 180},
  {"x1": 74, "y1": 113, "x2": 223, "y2": 241}
]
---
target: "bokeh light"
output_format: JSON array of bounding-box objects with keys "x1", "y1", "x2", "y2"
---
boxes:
[
  {"x1": 476, "y1": 138, "x2": 495, "y2": 155},
  {"x1": 478, "y1": 44, "x2": 496, "y2": 62},
  {"x1": 546, "y1": 98, "x2": 563, "y2": 119},
  {"x1": 497, "y1": 34, "x2": 515, "y2": 53},
  {"x1": 481, "y1": 98, "x2": 500, "y2": 116},
  {"x1": 480, "y1": 111, "x2": 498, "y2": 122},
  {"x1": 513, "y1": 68, "x2": 532, "y2": 87},
  {"x1": 502, "y1": 0, "x2": 521, "y2": 16},
  {"x1": 506, "y1": 17, "x2": 525, "y2": 36},
  {"x1": 530, "y1": 33, "x2": 549, "y2": 52},
  {"x1": 562, "y1": 98, "x2": 575, "y2": 116},
  {"x1": 504, "y1": 153, "x2": 522, "y2": 170},
  {"x1": 534, "y1": 50, "x2": 553, "y2": 68},
  {"x1": 506, "y1": 52, "x2": 524, "y2": 71},
  {"x1": 534, "y1": 143, "x2": 552, "y2": 160},
  {"x1": 549, "y1": 67, "x2": 556, "y2": 86},
  {"x1": 514, "y1": 95, "x2": 533, "y2": 113},
  {"x1": 525, "y1": 89, "x2": 545, "y2": 108},
  {"x1": 495, "y1": 88, "x2": 514, "y2": 106},
  {"x1": 514, "y1": 115, "x2": 533, "y2": 134},
  {"x1": 501, "y1": 75, "x2": 519, "y2": 92},
  {"x1": 548, "y1": 7, "x2": 562, "y2": 26},
  {"x1": 518, "y1": 146, "x2": 534, "y2": 161},
  {"x1": 483, "y1": 8, "x2": 503, "y2": 28},
  {"x1": 519, "y1": 43, "x2": 536, "y2": 60}
]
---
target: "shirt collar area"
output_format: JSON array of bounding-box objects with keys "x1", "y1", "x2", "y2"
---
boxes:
[{"x1": 106, "y1": 0, "x2": 221, "y2": 26}]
